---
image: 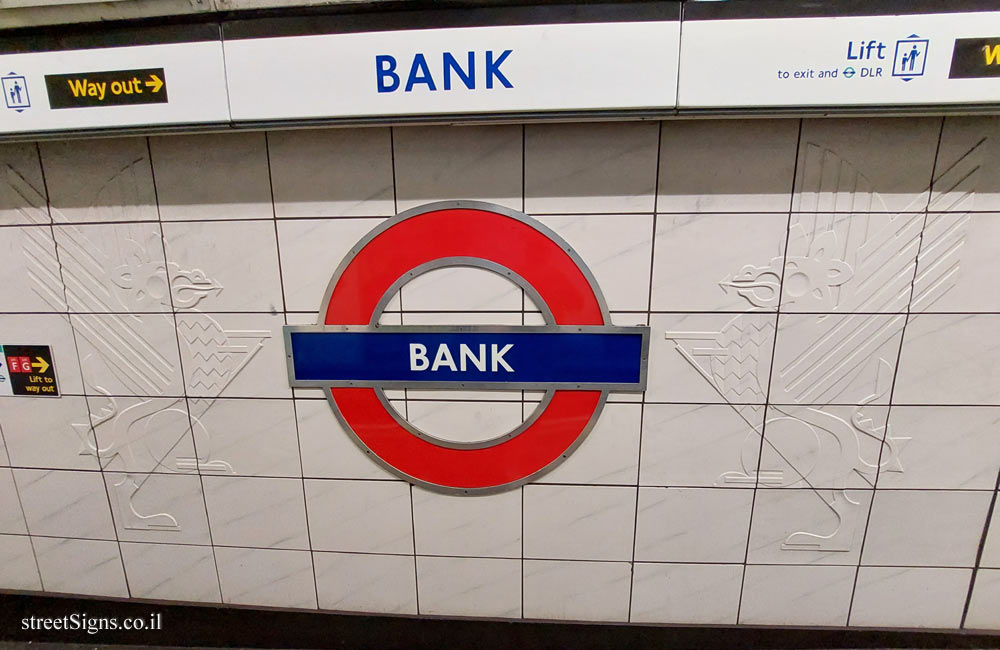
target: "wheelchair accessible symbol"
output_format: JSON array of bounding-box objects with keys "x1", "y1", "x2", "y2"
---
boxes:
[{"x1": 284, "y1": 202, "x2": 649, "y2": 493}]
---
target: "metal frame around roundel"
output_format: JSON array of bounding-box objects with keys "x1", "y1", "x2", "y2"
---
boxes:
[{"x1": 319, "y1": 201, "x2": 611, "y2": 494}]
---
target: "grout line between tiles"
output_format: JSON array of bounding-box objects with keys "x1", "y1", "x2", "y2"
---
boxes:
[
  {"x1": 846, "y1": 115, "x2": 946, "y2": 626},
  {"x1": 961, "y1": 467, "x2": 1000, "y2": 628},
  {"x1": 265, "y1": 130, "x2": 321, "y2": 609},
  {"x1": 146, "y1": 134, "x2": 226, "y2": 605},
  {"x1": 736, "y1": 117, "x2": 803, "y2": 623}
]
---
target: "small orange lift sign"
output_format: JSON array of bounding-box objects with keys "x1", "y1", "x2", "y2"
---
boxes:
[
  {"x1": 0, "y1": 345, "x2": 59, "y2": 397},
  {"x1": 44, "y1": 68, "x2": 167, "y2": 109}
]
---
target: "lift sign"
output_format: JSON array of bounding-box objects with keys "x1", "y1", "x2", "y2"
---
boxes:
[
  {"x1": 45, "y1": 68, "x2": 167, "y2": 109},
  {"x1": 0, "y1": 345, "x2": 59, "y2": 397},
  {"x1": 284, "y1": 203, "x2": 649, "y2": 493}
]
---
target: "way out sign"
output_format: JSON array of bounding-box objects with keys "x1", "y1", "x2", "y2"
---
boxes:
[
  {"x1": 285, "y1": 202, "x2": 649, "y2": 493},
  {"x1": 0, "y1": 345, "x2": 59, "y2": 397},
  {"x1": 45, "y1": 68, "x2": 167, "y2": 109}
]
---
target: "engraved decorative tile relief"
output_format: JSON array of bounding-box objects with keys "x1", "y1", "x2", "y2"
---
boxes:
[
  {"x1": 2, "y1": 117, "x2": 999, "y2": 631},
  {"x1": 0, "y1": 142, "x2": 49, "y2": 226}
]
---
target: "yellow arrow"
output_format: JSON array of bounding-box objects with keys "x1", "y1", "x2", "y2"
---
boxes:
[
  {"x1": 145, "y1": 74, "x2": 164, "y2": 93},
  {"x1": 31, "y1": 357, "x2": 49, "y2": 374}
]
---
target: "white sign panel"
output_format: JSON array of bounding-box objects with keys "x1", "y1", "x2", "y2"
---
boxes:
[
  {"x1": 224, "y1": 21, "x2": 680, "y2": 120},
  {"x1": 0, "y1": 41, "x2": 230, "y2": 134},
  {"x1": 679, "y1": 11, "x2": 1000, "y2": 107}
]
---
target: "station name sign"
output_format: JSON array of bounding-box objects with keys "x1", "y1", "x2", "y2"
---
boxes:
[
  {"x1": 3, "y1": 5, "x2": 1000, "y2": 135},
  {"x1": 222, "y1": 19, "x2": 680, "y2": 121}
]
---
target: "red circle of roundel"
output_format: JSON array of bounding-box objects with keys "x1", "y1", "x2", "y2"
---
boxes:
[{"x1": 324, "y1": 206, "x2": 606, "y2": 491}]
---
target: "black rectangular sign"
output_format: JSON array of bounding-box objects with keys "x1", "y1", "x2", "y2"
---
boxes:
[
  {"x1": 1, "y1": 345, "x2": 59, "y2": 397},
  {"x1": 44, "y1": 68, "x2": 168, "y2": 109},
  {"x1": 949, "y1": 38, "x2": 1000, "y2": 78}
]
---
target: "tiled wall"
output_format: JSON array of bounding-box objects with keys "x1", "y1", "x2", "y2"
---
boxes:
[{"x1": 0, "y1": 116, "x2": 998, "y2": 630}]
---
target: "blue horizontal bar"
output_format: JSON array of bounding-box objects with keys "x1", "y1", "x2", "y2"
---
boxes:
[{"x1": 289, "y1": 330, "x2": 644, "y2": 386}]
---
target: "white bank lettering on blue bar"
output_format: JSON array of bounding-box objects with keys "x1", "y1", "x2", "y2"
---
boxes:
[
  {"x1": 284, "y1": 327, "x2": 648, "y2": 390},
  {"x1": 410, "y1": 343, "x2": 515, "y2": 372},
  {"x1": 376, "y1": 50, "x2": 514, "y2": 93}
]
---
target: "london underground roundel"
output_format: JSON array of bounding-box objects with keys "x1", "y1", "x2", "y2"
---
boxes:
[{"x1": 284, "y1": 202, "x2": 649, "y2": 494}]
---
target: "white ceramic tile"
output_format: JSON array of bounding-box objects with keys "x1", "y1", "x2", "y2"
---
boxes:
[
  {"x1": 268, "y1": 128, "x2": 395, "y2": 218},
  {"x1": 781, "y1": 213, "x2": 922, "y2": 313},
  {"x1": 215, "y1": 546, "x2": 316, "y2": 609},
  {"x1": 650, "y1": 213, "x2": 788, "y2": 312},
  {"x1": 739, "y1": 564, "x2": 855, "y2": 626},
  {"x1": 399, "y1": 311, "x2": 523, "y2": 329},
  {"x1": 306, "y1": 479, "x2": 412, "y2": 554},
  {"x1": 658, "y1": 119, "x2": 799, "y2": 213},
  {"x1": 793, "y1": 117, "x2": 940, "y2": 213},
  {"x1": 861, "y1": 490, "x2": 991, "y2": 567},
  {"x1": 14, "y1": 468, "x2": 115, "y2": 539},
  {"x1": 73, "y1": 312, "x2": 184, "y2": 397},
  {"x1": 538, "y1": 403, "x2": 640, "y2": 485},
  {"x1": 416, "y1": 556, "x2": 520, "y2": 618},
  {"x1": 965, "y1": 568, "x2": 1000, "y2": 630},
  {"x1": 313, "y1": 551, "x2": 416, "y2": 614},
  {"x1": 92, "y1": 396, "x2": 195, "y2": 474},
  {"x1": 523, "y1": 560, "x2": 630, "y2": 622},
  {"x1": 523, "y1": 485, "x2": 635, "y2": 561},
  {"x1": 651, "y1": 313, "x2": 776, "y2": 404},
  {"x1": 850, "y1": 567, "x2": 971, "y2": 628},
  {"x1": 770, "y1": 313, "x2": 905, "y2": 405},
  {"x1": 188, "y1": 398, "x2": 299, "y2": 478},
  {"x1": 401, "y1": 266, "x2": 522, "y2": 312},
  {"x1": 747, "y1": 488, "x2": 872, "y2": 565},
  {"x1": 757, "y1": 404, "x2": 888, "y2": 490},
  {"x1": 635, "y1": 487, "x2": 752, "y2": 563},
  {"x1": 913, "y1": 214, "x2": 1000, "y2": 313},
  {"x1": 161, "y1": 220, "x2": 282, "y2": 312},
  {"x1": 640, "y1": 403, "x2": 764, "y2": 488},
  {"x1": 295, "y1": 399, "x2": 393, "y2": 480},
  {"x1": 931, "y1": 116, "x2": 1000, "y2": 212},
  {"x1": 630, "y1": 563, "x2": 742, "y2": 625},
  {"x1": 525, "y1": 122, "x2": 659, "y2": 214},
  {"x1": 177, "y1": 312, "x2": 290, "y2": 399},
  {"x1": 982, "y1": 509, "x2": 1000, "y2": 569},
  {"x1": 0, "y1": 314, "x2": 84, "y2": 394},
  {"x1": 277, "y1": 218, "x2": 386, "y2": 312},
  {"x1": 894, "y1": 315, "x2": 1000, "y2": 406},
  {"x1": 0, "y1": 468, "x2": 27, "y2": 534},
  {"x1": 879, "y1": 407, "x2": 1000, "y2": 489},
  {"x1": 412, "y1": 486, "x2": 520, "y2": 558},
  {"x1": 54, "y1": 221, "x2": 169, "y2": 313},
  {"x1": 0, "y1": 226, "x2": 65, "y2": 312},
  {"x1": 151, "y1": 132, "x2": 272, "y2": 221},
  {"x1": 203, "y1": 476, "x2": 309, "y2": 550},
  {"x1": 1, "y1": 396, "x2": 99, "y2": 470},
  {"x1": 33, "y1": 536, "x2": 127, "y2": 598},
  {"x1": 120, "y1": 542, "x2": 221, "y2": 603},
  {"x1": 0, "y1": 141, "x2": 49, "y2": 226},
  {"x1": 40, "y1": 137, "x2": 157, "y2": 223},
  {"x1": 394, "y1": 124, "x2": 522, "y2": 212},
  {"x1": 0, "y1": 534, "x2": 41, "y2": 590},
  {"x1": 105, "y1": 472, "x2": 211, "y2": 545},
  {"x1": 404, "y1": 400, "x2": 524, "y2": 446},
  {"x1": 534, "y1": 214, "x2": 653, "y2": 312}
]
